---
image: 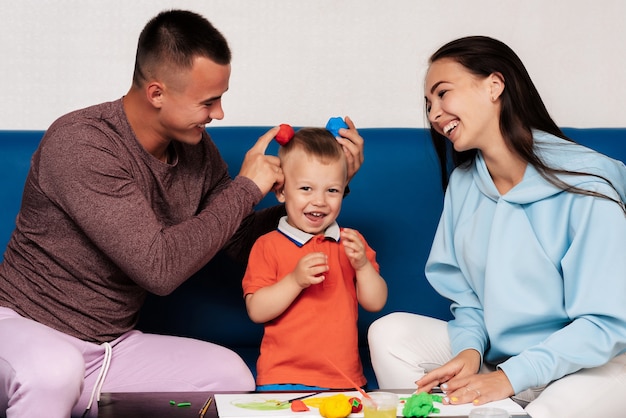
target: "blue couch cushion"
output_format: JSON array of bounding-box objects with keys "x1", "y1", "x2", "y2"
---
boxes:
[{"x1": 1, "y1": 127, "x2": 624, "y2": 388}]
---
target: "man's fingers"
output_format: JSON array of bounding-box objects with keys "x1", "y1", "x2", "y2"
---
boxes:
[
  {"x1": 344, "y1": 116, "x2": 355, "y2": 130},
  {"x1": 250, "y1": 126, "x2": 280, "y2": 155}
]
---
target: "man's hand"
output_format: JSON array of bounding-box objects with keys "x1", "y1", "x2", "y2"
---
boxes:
[
  {"x1": 334, "y1": 116, "x2": 364, "y2": 182},
  {"x1": 238, "y1": 126, "x2": 283, "y2": 195}
]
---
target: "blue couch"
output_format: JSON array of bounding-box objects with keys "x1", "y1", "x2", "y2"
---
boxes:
[{"x1": 1, "y1": 127, "x2": 625, "y2": 389}]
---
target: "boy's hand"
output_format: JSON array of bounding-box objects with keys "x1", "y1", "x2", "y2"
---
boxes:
[
  {"x1": 292, "y1": 252, "x2": 328, "y2": 288},
  {"x1": 341, "y1": 228, "x2": 368, "y2": 270}
]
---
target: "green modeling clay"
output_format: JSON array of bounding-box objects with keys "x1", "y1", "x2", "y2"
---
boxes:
[
  {"x1": 401, "y1": 393, "x2": 442, "y2": 417},
  {"x1": 232, "y1": 399, "x2": 291, "y2": 411}
]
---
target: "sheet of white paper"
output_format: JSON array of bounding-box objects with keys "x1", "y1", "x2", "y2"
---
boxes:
[{"x1": 214, "y1": 392, "x2": 527, "y2": 417}]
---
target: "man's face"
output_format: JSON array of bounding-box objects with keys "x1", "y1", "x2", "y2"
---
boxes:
[{"x1": 158, "y1": 56, "x2": 231, "y2": 145}]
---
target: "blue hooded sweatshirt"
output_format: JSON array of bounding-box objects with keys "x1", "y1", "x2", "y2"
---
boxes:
[{"x1": 425, "y1": 130, "x2": 626, "y2": 394}]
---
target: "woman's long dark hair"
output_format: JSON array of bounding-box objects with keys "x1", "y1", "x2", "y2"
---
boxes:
[{"x1": 429, "y1": 36, "x2": 624, "y2": 213}]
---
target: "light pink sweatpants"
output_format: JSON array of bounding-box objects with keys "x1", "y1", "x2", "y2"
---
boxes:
[{"x1": 0, "y1": 307, "x2": 255, "y2": 418}]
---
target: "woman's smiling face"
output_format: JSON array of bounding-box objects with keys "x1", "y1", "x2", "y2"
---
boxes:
[{"x1": 425, "y1": 58, "x2": 502, "y2": 153}]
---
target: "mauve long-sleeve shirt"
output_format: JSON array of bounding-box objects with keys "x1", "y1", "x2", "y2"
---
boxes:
[{"x1": 0, "y1": 98, "x2": 283, "y2": 343}]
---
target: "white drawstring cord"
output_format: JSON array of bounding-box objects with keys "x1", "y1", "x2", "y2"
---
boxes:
[{"x1": 82, "y1": 342, "x2": 112, "y2": 417}]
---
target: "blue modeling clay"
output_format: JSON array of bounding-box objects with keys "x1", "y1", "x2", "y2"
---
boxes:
[{"x1": 326, "y1": 117, "x2": 348, "y2": 138}]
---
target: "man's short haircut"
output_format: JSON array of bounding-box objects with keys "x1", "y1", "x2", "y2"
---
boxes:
[{"x1": 132, "y1": 9, "x2": 231, "y2": 87}]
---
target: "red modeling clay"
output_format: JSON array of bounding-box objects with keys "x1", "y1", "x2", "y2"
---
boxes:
[
  {"x1": 349, "y1": 397, "x2": 363, "y2": 413},
  {"x1": 275, "y1": 124, "x2": 295, "y2": 145},
  {"x1": 291, "y1": 399, "x2": 310, "y2": 412}
]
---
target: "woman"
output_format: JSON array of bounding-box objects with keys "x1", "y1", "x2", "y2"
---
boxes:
[{"x1": 368, "y1": 36, "x2": 626, "y2": 418}]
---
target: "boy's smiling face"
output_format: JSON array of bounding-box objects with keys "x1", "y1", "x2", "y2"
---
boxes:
[{"x1": 277, "y1": 147, "x2": 347, "y2": 235}]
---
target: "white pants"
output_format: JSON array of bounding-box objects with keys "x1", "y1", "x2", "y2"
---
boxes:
[{"x1": 368, "y1": 312, "x2": 626, "y2": 418}]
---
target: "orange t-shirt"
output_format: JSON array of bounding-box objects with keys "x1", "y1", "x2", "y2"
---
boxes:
[{"x1": 242, "y1": 226, "x2": 379, "y2": 388}]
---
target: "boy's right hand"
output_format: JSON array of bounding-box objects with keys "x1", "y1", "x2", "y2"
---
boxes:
[
  {"x1": 238, "y1": 126, "x2": 283, "y2": 195},
  {"x1": 293, "y1": 252, "x2": 328, "y2": 288}
]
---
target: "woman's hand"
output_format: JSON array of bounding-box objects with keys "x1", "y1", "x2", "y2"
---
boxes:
[
  {"x1": 416, "y1": 349, "x2": 514, "y2": 405},
  {"x1": 440, "y1": 369, "x2": 515, "y2": 406},
  {"x1": 415, "y1": 349, "x2": 481, "y2": 394}
]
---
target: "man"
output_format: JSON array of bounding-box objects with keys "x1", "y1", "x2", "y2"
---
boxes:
[{"x1": 0, "y1": 10, "x2": 363, "y2": 417}]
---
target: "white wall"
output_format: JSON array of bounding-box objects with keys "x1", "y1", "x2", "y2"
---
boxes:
[{"x1": 1, "y1": 0, "x2": 625, "y2": 130}]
